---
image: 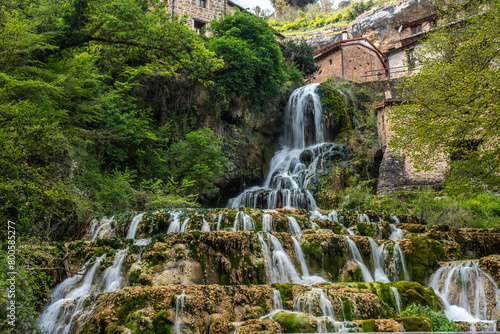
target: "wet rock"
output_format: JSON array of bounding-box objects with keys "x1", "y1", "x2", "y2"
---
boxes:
[
  {"x1": 208, "y1": 313, "x2": 232, "y2": 334},
  {"x1": 235, "y1": 318, "x2": 282, "y2": 334},
  {"x1": 340, "y1": 260, "x2": 363, "y2": 282},
  {"x1": 397, "y1": 316, "x2": 432, "y2": 331},
  {"x1": 480, "y1": 254, "x2": 500, "y2": 285}
]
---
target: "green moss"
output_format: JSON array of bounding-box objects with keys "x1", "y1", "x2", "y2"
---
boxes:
[
  {"x1": 229, "y1": 210, "x2": 238, "y2": 222},
  {"x1": 342, "y1": 299, "x2": 354, "y2": 321},
  {"x1": 152, "y1": 311, "x2": 174, "y2": 333},
  {"x1": 116, "y1": 298, "x2": 144, "y2": 325},
  {"x1": 273, "y1": 283, "x2": 294, "y2": 306},
  {"x1": 361, "y1": 319, "x2": 376, "y2": 332},
  {"x1": 404, "y1": 236, "x2": 446, "y2": 284},
  {"x1": 397, "y1": 316, "x2": 432, "y2": 331},
  {"x1": 272, "y1": 311, "x2": 315, "y2": 333},
  {"x1": 356, "y1": 222, "x2": 372, "y2": 237}
]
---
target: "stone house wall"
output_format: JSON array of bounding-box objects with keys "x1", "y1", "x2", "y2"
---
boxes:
[
  {"x1": 376, "y1": 103, "x2": 446, "y2": 194},
  {"x1": 311, "y1": 39, "x2": 386, "y2": 84}
]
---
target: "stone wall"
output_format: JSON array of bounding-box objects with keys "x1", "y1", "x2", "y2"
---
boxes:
[
  {"x1": 311, "y1": 41, "x2": 386, "y2": 84},
  {"x1": 376, "y1": 104, "x2": 446, "y2": 194},
  {"x1": 169, "y1": 0, "x2": 238, "y2": 30}
]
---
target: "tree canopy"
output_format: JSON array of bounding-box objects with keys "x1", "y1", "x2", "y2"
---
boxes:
[{"x1": 387, "y1": 0, "x2": 500, "y2": 194}]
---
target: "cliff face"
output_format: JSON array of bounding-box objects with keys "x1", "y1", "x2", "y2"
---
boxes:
[
  {"x1": 286, "y1": 0, "x2": 436, "y2": 53},
  {"x1": 350, "y1": 0, "x2": 435, "y2": 52}
]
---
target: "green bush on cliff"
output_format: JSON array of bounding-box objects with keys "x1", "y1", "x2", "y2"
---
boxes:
[{"x1": 401, "y1": 304, "x2": 461, "y2": 332}]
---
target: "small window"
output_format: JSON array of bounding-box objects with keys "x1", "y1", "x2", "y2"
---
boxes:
[
  {"x1": 329, "y1": 59, "x2": 332, "y2": 65},
  {"x1": 406, "y1": 49, "x2": 416, "y2": 69},
  {"x1": 198, "y1": 0, "x2": 206, "y2": 8},
  {"x1": 411, "y1": 25, "x2": 422, "y2": 35},
  {"x1": 194, "y1": 20, "x2": 205, "y2": 35}
]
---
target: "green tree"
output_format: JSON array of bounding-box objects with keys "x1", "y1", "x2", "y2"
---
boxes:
[
  {"x1": 209, "y1": 10, "x2": 287, "y2": 99},
  {"x1": 282, "y1": 40, "x2": 319, "y2": 76},
  {"x1": 168, "y1": 128, "x2": 229, "y2": 198},
  {"x1": 271, "y1": 0, "x2": 317, "y2": 8},
  {"x1": 387, "y1": 0, "x2": 500, "y2": 194}
]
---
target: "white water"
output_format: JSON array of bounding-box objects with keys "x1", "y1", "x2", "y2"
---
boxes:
[
  {"x1": 228, "y1": 84, "x2": 350, "y2": 210},
  {"x1": 390, "y1": 286, "x2": 402, "y2": 315},
  {"x1": 126, "y1": 213, "x2": 145, "y2": 239},
  {"x1": 90, "y1": 216, "x2": 114, "y2": 241},
  {"x1": 368, "y1": 238, "x2": 390, "y2": 283},
  {"x1": 216, "y1": 213, "x2": 223, "y2": 230},
  {"x1": 180, "y1": 218, "x2": 190, "y2": 232},
  {"x1": 393, "y1": 243, "x2": 411, "y2": 281},
  {"x1": 233, "y1": 211, "x2": 255, "y2": 231},
  {"x1": 288, "y1": 216, "x2": 302, "y2": 235},
  {"x1": 202, "y1": 218, "x2": 211, "y2": 232},
  {"x1": 295, "y1": 288, "x2": 336, "y2": 332},
  {"x1": 174, "y1": 290, "x2": 186, "y2": 334},
  {"x1": 345, "y1": 236, "x2": 374, "y2": 282},
  {"x1": 273, "y1": 289, "x2": 283, "y2": 310},
  {"x1": 292, "y1": 236, "x2": 311, "y2": 277},
  {"x1": 263, "y1": 213, "x2": 273, "y2": 232},
  {"x1": 167, "y1": 212, "x2": 181, "y2": 233},
  {"x1": 389, "y1": 224, "x2": 404, "y2": 242},
  {"x1": 328, "y1": 210, "x2": 338, "y2": 222},
  {"x1": 40, "y1": 254, "x2": 107, "y2": 333},
  {"x1": 100, "y1": 248, "x2": 128, "y2": 293},
  {"x1": 428, "y1": 260, "x2": 500, "y2": 323},
  {"x1": 359, "y1": 213, "x2": 370, "y2": 223}
]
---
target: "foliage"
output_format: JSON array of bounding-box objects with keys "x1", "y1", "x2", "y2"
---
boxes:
[
  {"x1": 168, "y1": 128, "x2": 229, "y2": 198},
  {"x1": 282, "y1": 40, "x2": 319, "y2": 76},
  {"x1": 209, "y1": 10, "x2": 288, "y2": 99},
  {"x1": 401, "y1": 304, "x2": 462, "y2": 332},
  {"x1": 271, "y1": 0, "x2": 316, "y2": 8},
  {"x1": 388, "y1": 0, "x2": 500, "y2": 194}
]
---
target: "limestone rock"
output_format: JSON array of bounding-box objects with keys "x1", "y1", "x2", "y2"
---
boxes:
[
  {"x1": 340, "y1": 260, "x2": 363, "y2": 282},
  {"x1": 235, "y1": 318, "x2": 282, "y2": 334}
]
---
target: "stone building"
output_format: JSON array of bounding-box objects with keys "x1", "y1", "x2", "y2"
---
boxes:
[
  {"x1": 168, "y1": 0, "x2": 244, "y2": 34},
  {"x1": 310, "y1": 37, "x2": 387, "y2": 83},
  {"x1": 385, "y1": 14, "x2": 436, "y2": 79},
  {"x1": 375, "y1": 100, "x2": 447, "y2": 194}
]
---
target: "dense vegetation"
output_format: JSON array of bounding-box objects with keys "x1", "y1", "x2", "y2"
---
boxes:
[{"x1": 0, "y1": 1, "x2": 306, "y2": 241}]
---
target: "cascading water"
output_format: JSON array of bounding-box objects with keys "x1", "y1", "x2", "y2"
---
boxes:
[
  {"x1": 263, "y1": 213, "x2": 273, "y2": 232},
  {"x1": 100, "y1": 248, "x2": 129, "y2": 293},
  {"x1": 216, "y1": 213, "x2": 223, "y2": 230},
  {"x1": 233, "y1": 211, "x2": 255, "y2": 231},
  {"x1": 393, "y1": 243, "x2": 411, "y2": 282},
  {"x1": 294, "y1": 288, "x2": 336, "y2": 332},
  {"x1": 202, "y1": 218, "x2": 211, "y2": 232},
  {"x1": 390, "y1": 286, "x2": 402, "y2": 316},
  {"x1": 40, "y1": 254, "x2": 107, "y2": 334},
  {"x1": 228, "y1": 84, "x2": 350, "y2": 210},
  {"x1": 126, "y1": 213, "x2": 145, "y2": 239},
  {"x1": 167, "y1": 212, "x2": 182, "y2": 233},
  {"x1": 174, "y1": 290, "x2": 187, "y2": 334},
  {"x1": 90, "y1": 216, "x2": 114, "y2": 241},
  {"x1": 368, "y1": 238, "x2": 390, "y2": 283},
  {"x1": 389, "y1": 224, "x2": 404, "y2": 242},
  {"x1": 180, "y1": 218, "x2": 190, "y2": 232},
  {"x1": 273, "y1": 289, "x2": 283, "y2": 310},
  {"x1": 428, "y1": 260, "x2": 500, "y2": 325},
  {"x1": 344, "y1": 236, "x2": 374, "y2": 282}
]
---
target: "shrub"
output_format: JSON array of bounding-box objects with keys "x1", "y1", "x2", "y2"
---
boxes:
[{"x1": 401, "y1": 303, "x2": 462, "y2": 332}]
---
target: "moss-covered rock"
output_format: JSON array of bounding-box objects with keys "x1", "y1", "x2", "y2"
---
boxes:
[
  {"x1": 399, "y1": 236, "x2": 446, "y2": 284},
  {"x1": 271, "y1": 311, "x2": 316, "y2": 333},
  {"x1": 397, "y1": 316, "x2": 432, "y2": 331}
]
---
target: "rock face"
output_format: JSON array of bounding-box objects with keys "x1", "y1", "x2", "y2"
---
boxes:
[
  {"x1": 38, "y1": 208, "x2": 500, "y2": 334},
  {"x1": 350, "y1": 0, "x2": 436, "y2": 52}
]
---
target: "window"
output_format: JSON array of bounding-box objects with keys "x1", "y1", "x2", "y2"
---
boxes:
[
  {"x1": 329, "y1": 59, "x2": 332, "y2": 65},
  {"x1": 406, "y1": 49, "x2": 416, "y2": 69},
  {"x1": 198, "y1": 0, "x2": 206, "y2": 8},
  {"x1": 194, "y1": 20, "x2": 205, "y2": 35},
  {"x1": 411, "y1": 25, "x2": 422, "y2": 35}
]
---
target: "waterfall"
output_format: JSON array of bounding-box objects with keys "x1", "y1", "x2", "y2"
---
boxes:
[
  {"x1": 294, "y1": 288, "x2": 335, "y2": 332},
  {"x1": 216, "y1": 213, "x2": 223, "y2": 230},
  {"x1": 174, "y1": 290, "x2": 186, "y2": 334},
  {"x1": 391, "y1": 215, "x2": 400, "y2": 223},
  {"x1": 273, "y1": 289, "x2": 283, "y2": 310},
  {"x1": 100, "y1": 248, "x2": 128, "y2": 293},
  {"x1": 368, "y1": 238, "x2": 390, "y2": 283},
  {"x1": 180, "y1": 218, "x2": 190, "y2": 232},
  {"x1": 40, "y1": 254, "x2": 107, "y2": 333},
  {"x1": 390, "y1": 286, "x2": 402, "y2": 316},
  {"x1": 344, "y1": 237, "x2": 374, "y2": 282},
  {"x1": 258, "y1": 233, "x2": 324, "y2": 285},
  {"x1": 167, "y1": 212, "x2": 181, "y2": 233},
  {"x1": 428, "y1": 260, "x2": 500, "y2": 323},
  {"x1": 90, "y1": 216, "x2": 114, "y2": 241},
  {"x1": 228, "y1": 84, "x2": 350, "y2": 210},
  {"x1": 263, "y1": 213, "x2": 273, "y2": 232},
  {"x1": 288, "y1": 216, "x2": 302, "y2": 235},
  {"x1": 328, "y1": 210, "x2": 338, "y2": 222},
  {"x1": 292, "y1": 237, "x2": 310, "y2": 277},
  {"x1": 233, "y1": 211, "x2": 255, "y2": 231},
  {"x1": 202, "y1": 218, "x2": 211, "y2": 232},
  {"x1": 359, "y1": 213, "x2": 370, "y2": 223},
  {"x1": 389, "y1": 224, "x2": 404, "y2": 242},
  {"x1": 393, "y1": 243, "x2": 411, "y2": 281},
  {"x1": 126, "y1": 213, "x2": 145, "y2": 239}
]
